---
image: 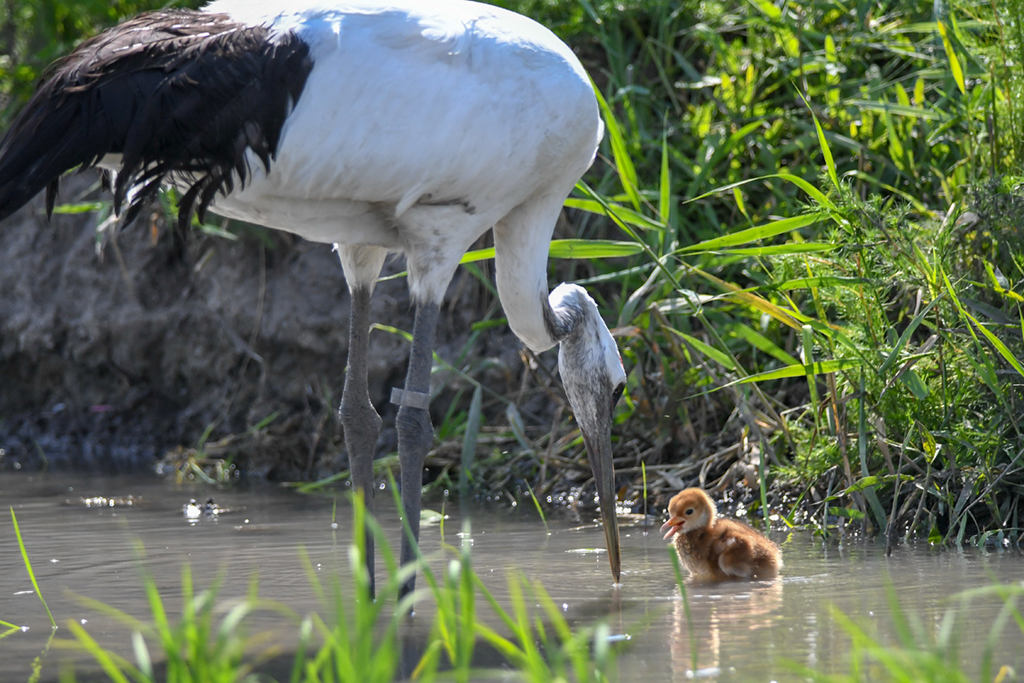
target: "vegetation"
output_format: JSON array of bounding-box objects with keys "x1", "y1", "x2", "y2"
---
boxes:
[
  {"x1": 9, "y1": 502, "x2": 1024, "y2": 683},
  {"x1": 5, "y1": 1, "x2": 1024, "y2": 680},
  {"x1": 9, "y1": 501, "x2": 622, "y2": 683},
  {"x1": 788, "y1": 582, "x2": 1024, "y2": 683},
  {"x1": 2, "y1": 0, "x2": 1024, "y2": 542},
  {"x1": 482, "y1": 0, "x2": 1024, "y2": 546}
]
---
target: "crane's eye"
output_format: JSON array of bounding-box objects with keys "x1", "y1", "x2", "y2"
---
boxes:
[
  {"x1": 685, "y1": 508, "x2": 694, "y2": 515},
  {"x1": 610, "y1": 382, "x2": 625, "y2": 409}
]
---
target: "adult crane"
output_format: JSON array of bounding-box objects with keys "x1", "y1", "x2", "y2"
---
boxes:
[{"x1": 0, "y1": 0, "x2": 626, "y2": 595}]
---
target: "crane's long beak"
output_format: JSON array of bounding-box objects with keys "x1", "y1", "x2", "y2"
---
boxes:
[{"x1": 581, "y1": 426, "x2": 621, "y2": 584}]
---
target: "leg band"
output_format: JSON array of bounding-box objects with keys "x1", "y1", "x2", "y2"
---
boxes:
[{"x1": 390, "y1": 388, "x2": 431, "y2": 410}]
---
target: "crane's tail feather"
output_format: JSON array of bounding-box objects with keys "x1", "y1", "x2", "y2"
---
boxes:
[
  {"x1": 0, "y1": 9, "x2": 312, "y2": 227},
  {"x1": 0, "y1": 98, "x2": 108, "y2": 222}
]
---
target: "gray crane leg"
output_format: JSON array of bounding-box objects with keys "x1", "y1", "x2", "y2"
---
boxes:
[
  {"x1": 339, "y1": 285, "x2": 381, "y2": 596},
  {"x1": 394, "y1": 302, "x2": 440, "y2": 598}
]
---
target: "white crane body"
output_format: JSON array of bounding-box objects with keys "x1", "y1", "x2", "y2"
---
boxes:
[
  {"x1": 0, "y1": 0, "x2": 624, "y2": 595},
  {"x1": 205, "y1": 0, "x2": 602, "y2": 324}
]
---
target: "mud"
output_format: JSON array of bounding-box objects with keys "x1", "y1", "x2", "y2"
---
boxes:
[{"x1": 0, "y1": 173, "x2": 525, "y2": 478}]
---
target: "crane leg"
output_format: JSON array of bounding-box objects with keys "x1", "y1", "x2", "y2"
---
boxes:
[
  {"x1": 339, "y1": 285, "x2": 380, "y2": 595},
  {"x1": 394, "y1": 301, "x2": 440, "y2": 598},
  {"x1": 337, "y1": 245, "x2": 386, "y2": 597}
]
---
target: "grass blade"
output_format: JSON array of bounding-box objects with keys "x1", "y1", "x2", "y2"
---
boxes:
[
  {"x1": 667, "y1": 326, "x2": 737, "y2": 370},
  {"x1": 678, "y1": 173, "x2": 838, "y2": 213},
  {"x1": 459, "y1": 239, "x2": 644, "y2": 266},
  {"x1": 730, "y1": 358, "x2": 862, "y2": 386},
  {"x1": 798, "y1": 92, "x2": 841, "y2": 193},
  {"x1": 962, "y1": 308, "x2": 1024, "y2": 377},
  {"x1": 878, "y1": 295, "x2": 944, "y2": 375},
  {"x1": 548, "y1": 239, "x2": 646, "y2": 259},
  {"x1": 459, "y1": 383, "x2": 483, "y2": 498},
  {"x1": 938, "y1": 21, "x2": 966, "y2": 95},
  {"x1": 659, "y1": 128, "x2": 671, "y2": 224},
  {"x1": 564, "y1": 199, "x2": 666, "y2": 231},
  {"x1": 710, "y1": 243, "x2": 838, "y2": 256},
  {"x1": 593, "y1": 83, "x2": 642, "y2": 211},
  {"x1": 858, "y1": 374, "x2": 889, "y2": 533},
  {"x1": 10, "y1": 508, "x2": 55, "y2": 628},
  {"x1": 525, "y1": 483, "x2": 550, "y2": 536},
  {"x1": 66, "y1": 621, "x2": 133, "y2": 683},
  {"x1": 668, "y1": 547, "x2": 698, "y2": 672},
  {"x1": 678, "y1": 213, "x2": 820, "y2": 254},
  {"x1": 727, "y1": 322, "x2": 801, "y2": 366}
]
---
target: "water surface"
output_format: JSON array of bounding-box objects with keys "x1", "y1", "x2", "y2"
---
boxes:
[{"x1": 1, "y1": 473, "x2": 1020, "y2": 681}]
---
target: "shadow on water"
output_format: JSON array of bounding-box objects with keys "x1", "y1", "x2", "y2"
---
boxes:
[{"x1": 2, "y1": 472, "x2": 1023, "y2": 681}]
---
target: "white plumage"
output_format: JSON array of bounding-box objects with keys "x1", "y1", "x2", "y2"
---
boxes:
[
  {"x1": 208, "y1": 0, "x2": 602, "y2": 310},
  {"x1": 0, "y1": 0, "x2": 625, "y2": 595}
]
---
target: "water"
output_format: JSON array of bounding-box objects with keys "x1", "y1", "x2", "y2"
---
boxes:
[{"x1": 1, "y1": 472, "x2": 1021, "y2": 681}]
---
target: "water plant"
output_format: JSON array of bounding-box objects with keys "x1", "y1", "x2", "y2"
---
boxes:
[
  {"x1": 11, "y1": 508, "x2": 55, "y2": 629},
  {"x1": 10, "y1": 508, "x2": 57, "y2": 683},
  {"x1": 786, "y1": 582, "x2": 1024, "y2": 683},
  {"x1": 3, "y1": 494, "x2": 621, "y2": 682}
]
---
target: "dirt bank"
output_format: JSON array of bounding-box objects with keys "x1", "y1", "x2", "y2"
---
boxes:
[{"x1": 0, "y1": 174, "x2": 525, "y2": 478}]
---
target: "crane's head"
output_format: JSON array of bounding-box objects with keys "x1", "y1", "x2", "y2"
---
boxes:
[{"x1": 549, "y1": 283, "x2": 626, "y2": 584}]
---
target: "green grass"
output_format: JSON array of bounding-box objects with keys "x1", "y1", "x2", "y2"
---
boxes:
[
  {"x1": 11, "y1": 508, "x2": 55, "y2": 629},
  {"x1": 784, "y1": 582, "x2": 1024, "y2": 683},
  {"x1": 7, "y1": 495, "x2": 620, "y2": 683},
  {"x1": 10, "y1": 499, "x2": 1024, "y2": 683},
  {"x1": 483, "y1": 0, "x2": 1024, "y2": 545},
  {"x1": 4, "y1": 0, "x2": 1024, "y2": 678},
  {"x1": 528, "y1": 0, "x2": 1024, "y2": 544}
]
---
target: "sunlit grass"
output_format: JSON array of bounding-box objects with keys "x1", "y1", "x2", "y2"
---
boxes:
[
  {"x1": 11, "y1": 508, "x2": 55, "y2": 629},
  {"x1": 784, "y1": 582, "x2": 1024, "y2": 683},
  {"x1": 5, "y1": 0, "x2": 1024, "y2": 546},
  {"x1": 9, "y1": 498, "x2": 1024, "y2": 683},
  {"x1": 7, "y1": 493, "x2": 619, "y2": 683}
]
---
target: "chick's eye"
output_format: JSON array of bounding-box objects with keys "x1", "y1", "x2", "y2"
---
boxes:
[{"x1": 685, "y1": 508, "x2": 694, "y2": 515}]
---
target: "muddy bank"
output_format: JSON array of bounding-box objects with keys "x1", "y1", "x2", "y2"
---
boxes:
[{"x1": 0, "y1": 174, "x2": 529, "y2": 478}]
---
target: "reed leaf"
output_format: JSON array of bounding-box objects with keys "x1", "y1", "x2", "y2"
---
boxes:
[{"x1": 679, "y1": 214, "x2": 821, "y2": 254}]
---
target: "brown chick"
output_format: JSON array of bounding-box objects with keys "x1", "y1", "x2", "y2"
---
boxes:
[{"x1": 660, "y1": 488, "x2": 782, "y2": 581}]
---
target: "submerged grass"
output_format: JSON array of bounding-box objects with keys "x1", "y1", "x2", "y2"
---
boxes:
[{"x1": 667, "y1": 547, "x2": 697, "y2": 674}]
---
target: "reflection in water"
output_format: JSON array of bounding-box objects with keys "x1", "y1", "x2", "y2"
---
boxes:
[
  {"x1": 1, "y1": 473, "x2": 1022, "y2": 682},
  {"x1": 669, "y1": 580, "x2": 783, "y2": 677}
]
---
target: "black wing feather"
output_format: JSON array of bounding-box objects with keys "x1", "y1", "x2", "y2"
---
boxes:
[{"x1": 0, "y1": 9, "x2": 313, "y2": 225}]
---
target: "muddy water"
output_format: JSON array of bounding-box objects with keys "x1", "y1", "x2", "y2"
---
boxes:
[{"x1": 1, "y1": 473, "x2": 1021, "y2": 681}]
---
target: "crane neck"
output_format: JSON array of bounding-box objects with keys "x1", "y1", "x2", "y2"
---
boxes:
[{"x1": 542, "y1": 283, "x2": 588, "y2": 344}]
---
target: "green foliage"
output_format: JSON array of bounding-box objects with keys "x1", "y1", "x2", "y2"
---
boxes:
[
  {"x1": 528, "y1": 0, "x2": 1024, "y2": 542},
  {"x1": 787, "y1": 582, "x2": 1024, "y2": 683},
  {"x1": 12, "y1": 494, "x2": 620, "y2": 682},
  {"x1": 11, "y1": 508, "x2": 56, "y2": 629},
  {"x1": 3, "y1": 0, "x2": 1024, "y2": 541}
]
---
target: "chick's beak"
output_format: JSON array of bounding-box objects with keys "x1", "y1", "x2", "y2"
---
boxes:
[
  {"x1": 660, "y1": 516, "x2": 684, "y2": 540},
  {"x1": 581, "y1": 425, "x2": 621, "y2": 584}
]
